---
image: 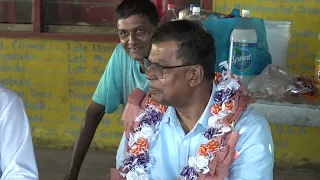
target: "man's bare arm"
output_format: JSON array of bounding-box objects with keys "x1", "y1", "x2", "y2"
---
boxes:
[{"x1": 65, "y1": 101, "x2": 105, "y2": 180}]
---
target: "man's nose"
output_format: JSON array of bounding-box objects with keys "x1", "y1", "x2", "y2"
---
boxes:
[
  {"x1": 146, "y1": 67, "x2": 157, "y2": 80},
  {"x1": 128, "y1": 33, "x2": 138, "y2": 45}
]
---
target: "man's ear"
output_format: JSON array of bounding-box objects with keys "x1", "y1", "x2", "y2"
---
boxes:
[{"x1": 188, "y1": 65, "x2": 204, "y2": 87}]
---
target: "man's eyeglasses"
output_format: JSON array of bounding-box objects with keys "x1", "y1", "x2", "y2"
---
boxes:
[{"x1": 144, "y1": 58, "x2": 195, "y2": 79}]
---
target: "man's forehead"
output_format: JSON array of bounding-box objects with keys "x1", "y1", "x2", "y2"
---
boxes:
[
  {"x1": 149, "y1": 41, "x2": 178, "y2": 64},
  {"x1": 117, "y1": 14, "x2": 152, "y2": 30}
]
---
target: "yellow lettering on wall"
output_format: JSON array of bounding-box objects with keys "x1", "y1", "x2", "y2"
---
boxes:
[{"x1": 0, "y1": 38, "x2": 122, "y2": 147}]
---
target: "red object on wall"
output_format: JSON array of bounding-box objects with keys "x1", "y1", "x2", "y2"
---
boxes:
[
  {"x1": 0, "y1": 1, "x2": 16, "y2": 23},
  {"x1": 55, "y1": 0, "x2": 118, "y2": 26},
  {"x1": 0, "y1": 3, "x2": 4, "y2": 22},
  {"x1": 58, "y1": 1, "x2": 73, "y2": 25},
  {"x1": 8, "y1": 1, "x2": 16, "y2": 23},
  {"x1": 203, "y1": 0, "x2": 213, "y2": 10},
  {"x1": 152, "y1": 0, "x2": 163, "y2": 19},
  {"x1": 154, "y1": 0, "x2": 212, "y2": 19},
  {"x1": 78, "y1": 0, "x2": 117, "y2": 26}
]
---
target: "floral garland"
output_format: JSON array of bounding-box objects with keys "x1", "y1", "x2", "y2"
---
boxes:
[{"x1": 120, "y1": 62, "x2": 241, "y2": 180}]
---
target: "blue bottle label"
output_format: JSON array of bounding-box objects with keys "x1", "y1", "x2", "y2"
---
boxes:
[{"x1": 231, "y1": 42, "x2": 257, "y2": 76}]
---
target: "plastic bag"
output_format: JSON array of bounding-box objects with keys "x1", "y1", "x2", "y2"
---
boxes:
[
  {"x1": 264, "y1": 20, "x2": 291, "y2": 70},
  {"x1": 248, "y1": 64, "x2": 314, "y2": 99}
]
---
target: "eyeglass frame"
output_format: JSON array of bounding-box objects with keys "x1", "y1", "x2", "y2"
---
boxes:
[{"x1": 144, "y1": 58, "x2": 197, "y2": 79}]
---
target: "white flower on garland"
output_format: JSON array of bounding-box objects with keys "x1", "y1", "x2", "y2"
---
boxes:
[
  {"x1": 221, "y1": 126, "x2": 231, "y2": 133},
  {"x1": 148, "y1": 104, "x2": 161, "y2": 113},
  {"x1": 126, "y1": 166, "x2": 149, "y2": 180},
  {"x1": 216, "y1": 73, "x2": 240, "y2": 92},
  {"x1": 140, "y1": 125, "x2": 156, "y2": 142},
  {"x1": 208, "y1": 116, "x2": 220, "y2": 129},
  {"x1": 188, "y1": 154, "x2": 210, "y2": 174},
  {"x1": 227, "y1": 78, "x2": 240, "y2": 90},
  {"x1": 208, "y1": 115, "x2": 232, "y2": 138},
  {"x1": 128, "y1": 125, "x2": 159, "y2": 149},
  {"x1": 135, "y1": 113, "x2": 145, "y2": 122},
  {"x1": 128, "y1": 132, "x2": 140, "y2": 148}
]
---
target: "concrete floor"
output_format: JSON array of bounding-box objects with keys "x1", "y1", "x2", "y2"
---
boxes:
[{"x1": 35, "y1": 148, "x2": 320, "y2": 180}]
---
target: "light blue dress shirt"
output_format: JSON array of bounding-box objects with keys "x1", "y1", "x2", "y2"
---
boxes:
[
  {"x1": 116, "y1": 85, "x2": 274, "y2": 180},
  {"x1": 92, "y1": 44, "x2": 149, "y2": 113},
  {"x1": 0, "y1": 85, "x2": 39, "y2": 180}
]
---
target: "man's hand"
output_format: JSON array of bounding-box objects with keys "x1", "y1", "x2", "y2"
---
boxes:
[{"x1": 64, "y1": 101, "x2": 105, "y2": 180}]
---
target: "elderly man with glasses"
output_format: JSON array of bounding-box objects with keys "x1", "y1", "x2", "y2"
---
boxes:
[{"x1": 114, "y1": 20, "x2": 274, "y2": 180}]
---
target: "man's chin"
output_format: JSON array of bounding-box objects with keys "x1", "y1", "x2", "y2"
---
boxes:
[
  {"x1": 150, "y1": 93, "x2": 161, "y2": 104},
  {"x1": 128, "y1": 53, "x2": 144, "y2": 61}
]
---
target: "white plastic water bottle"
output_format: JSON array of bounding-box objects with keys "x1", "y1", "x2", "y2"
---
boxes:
[
  {"x1": 189, "y1": 7, "x2": 202, "y2": 21},
  {"x1": 179, "y1": 4, "x2": 197, "y2": 20},
  {"x1": 228, "y1": 10, "x2": 257, "y2": 88}
]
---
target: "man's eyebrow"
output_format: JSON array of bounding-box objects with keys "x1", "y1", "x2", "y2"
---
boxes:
[
  {"x1": 148, "y1": 58, "x2": 165, "y2": 66},
  {"x1": 118, "y1": 26, "x2": 146, "y2": 32},
  {"x1": 155, "y1": 61, "x2": 168, "y2": 67}
]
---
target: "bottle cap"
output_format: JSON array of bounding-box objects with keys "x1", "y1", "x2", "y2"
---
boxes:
[
  {"x1": 242, "y1": 9, "x2": 250, "y2": 17},
  {"x1": 190, "y1": 4, "x2": 198, "y2": 10},
  {"x1": 192, "y1": 7, "x2": 201, "y2": 13},
  {"x1": 168, "y1": 4, "x2": 175, "y2": 9}
]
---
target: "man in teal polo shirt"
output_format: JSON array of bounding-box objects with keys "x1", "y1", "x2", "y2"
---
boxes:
[{"x1": 65, "y1": 0, "x2": 159, "y2": 179}]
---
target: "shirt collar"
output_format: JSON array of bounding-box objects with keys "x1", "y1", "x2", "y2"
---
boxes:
[{"x1": 162, "y1": 84, "x2": 217, "y2": 129}]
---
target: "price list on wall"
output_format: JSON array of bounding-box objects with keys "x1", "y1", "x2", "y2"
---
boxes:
[{"x1": 0, "y1": 39, "x2": 123, "y2": 147}]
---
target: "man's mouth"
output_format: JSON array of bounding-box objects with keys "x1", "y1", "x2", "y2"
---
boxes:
[
  {"x1": 129, "y1": 47, "x2": 140, "y2": 52},
  {"x1": 149, "y1": 87, "x2": 158, "y2": 92}
]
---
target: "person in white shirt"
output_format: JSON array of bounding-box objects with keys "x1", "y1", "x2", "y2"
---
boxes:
[{"x1": 0, "y1": 84, "x2": 38, "y2": 180}]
